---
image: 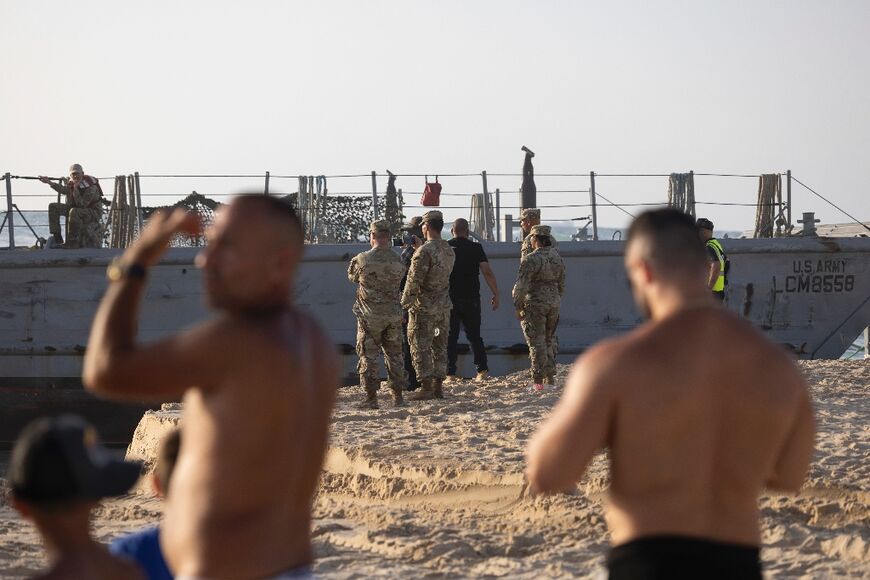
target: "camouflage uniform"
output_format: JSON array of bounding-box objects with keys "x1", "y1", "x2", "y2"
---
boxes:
[
  {"x1": 519, "y1": 208, "x2": 558, "y2": 260},
  {"x1": 400, "y1": 210, "x2": 456, "y2": 399},
  {"x1": 348, "y1": 220, "x2": 408, "y2": 408},
  {"x1": 47, "y1": 172, "x2": 104, "y2": 249},
  {"x1": 513, "y1": 225, "x2": 566, "y2": 384}
]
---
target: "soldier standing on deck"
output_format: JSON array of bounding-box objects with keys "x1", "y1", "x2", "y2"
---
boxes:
[
  {"x1": 519, "y1": 208, "x2": 557, "y2": 259},
  {"x1": 401, "y1": 210, "x2": 456, "y2": 401},
  {"x1": 348, "y1": 220, "x2": 408, "y2": 409},
  {"x1": 38, "y1": 163, "x2": 104, "y2": 248},
  {"x1": 513, "y1": 225, "x2": 566, "y2": 389}
]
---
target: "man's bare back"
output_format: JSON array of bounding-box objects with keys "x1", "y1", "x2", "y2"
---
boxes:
[
  {"x1": 84, "y1": 198, "x2": 338, "y2": 578},
  {"x1": 163, "y1": 308, "x2": 335, "y2": 577},
  {"x1": 590, "y1": 307, "x2": 810, "y2": 545},
  {"x1": 526, "y1": 209, "x2": 814, "y2": 577}
]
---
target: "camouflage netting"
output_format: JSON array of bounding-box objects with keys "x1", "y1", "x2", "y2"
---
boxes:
[
  {"x1": 139, "y1": 192, "x2": 402, "y2": 246},
  {"x1": 283, "y1": 192, "x2": 398, "y2": 243},
  {"x1": 142, "y1": 192, "x2": 219, "y2": 247}
]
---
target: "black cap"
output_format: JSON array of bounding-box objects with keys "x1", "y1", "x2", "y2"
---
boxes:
[
  {"x1": 696, "y1": 218, "x2": 714, "y2": 231},
  {"x1": 8, "y1": 415, "x2": 142, "y2": 504}
]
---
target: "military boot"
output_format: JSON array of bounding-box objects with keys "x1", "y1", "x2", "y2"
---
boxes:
[
  {"x1": 357, "y1": 380, "x2": 379, "y2": 409},
  {"x1": 433, "y1": 378, "x2": 445, "y2": 399},
  {"x1": 411, "y1": 379, "x2": 437, "y2": 401},
  {"x1": 390, "y1": 382, "x2": 405, "y2": 407}
]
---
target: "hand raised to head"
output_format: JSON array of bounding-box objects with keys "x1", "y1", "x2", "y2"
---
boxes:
[{"x1": 127, "y1": 209, "x2": 201, "y2": 267}]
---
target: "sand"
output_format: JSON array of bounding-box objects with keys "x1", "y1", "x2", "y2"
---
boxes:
[{"x1": 1, "y1": 360, "x2": 867, "y2": 578}]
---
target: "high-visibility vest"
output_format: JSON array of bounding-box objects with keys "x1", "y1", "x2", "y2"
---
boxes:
[{"x1": 706, "y1": 238, "x2": 727, "y2": 292}]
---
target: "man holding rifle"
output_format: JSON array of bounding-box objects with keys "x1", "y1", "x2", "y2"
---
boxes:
[{"x1": 39, "y1": 163, "x2": 104, "y2": 248}]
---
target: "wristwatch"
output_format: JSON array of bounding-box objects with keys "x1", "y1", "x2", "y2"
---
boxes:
[{"x1": 106, "y1": 257, "x2": 147, "y2": 282}]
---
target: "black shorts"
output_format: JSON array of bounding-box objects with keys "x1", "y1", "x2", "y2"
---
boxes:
[{"x1": 607, "y1": 535, "x2": 761, "y2": 580}]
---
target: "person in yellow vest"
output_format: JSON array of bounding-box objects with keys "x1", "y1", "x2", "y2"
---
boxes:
[{"x1": 697, "y1": 218, "x2": 727, "y2": 301}]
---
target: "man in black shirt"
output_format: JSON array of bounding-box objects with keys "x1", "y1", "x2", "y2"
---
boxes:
[{"x1": 446, "y1": 218, "x2": 500, "y2": 382}]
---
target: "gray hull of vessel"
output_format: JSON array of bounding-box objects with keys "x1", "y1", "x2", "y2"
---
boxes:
[{"x1": 0, "y1": 237, "x2": 868, "y2": 384}]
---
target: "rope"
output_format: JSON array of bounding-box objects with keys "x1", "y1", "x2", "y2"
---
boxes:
[
  {"x1": 667, "y1": 173, "x2": 696, "y2": 217},
  {"x1": 791, "y1": 175, "x2": 870, "y2": 235},
  {"x1": 753, "y1": 174, "x2": 781, "y2": 238}
]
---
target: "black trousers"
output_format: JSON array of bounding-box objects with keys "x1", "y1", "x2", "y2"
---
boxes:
[
  {"x1": 608, "y1": 536, "x2": 761, "y2": 580},
  {"x1": 447, "y1": 297, "x2": 488, "y2": 376}
]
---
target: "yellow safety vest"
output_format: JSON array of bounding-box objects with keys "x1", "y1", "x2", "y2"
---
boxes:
[{"x1": 707, "y1": 238, "x2": 726, "y2": 292}]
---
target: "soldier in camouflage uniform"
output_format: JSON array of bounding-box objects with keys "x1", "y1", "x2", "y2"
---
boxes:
[
  {"x1": 400, "y1": 210, "x2": 456, "y2": 401},
  {"x1": 39, "y1": 164, "x2": 104, "y2": 248},
  {"x1": 348, "y1": 220, "x2": 408, "y2": 409},
  {"x1": 519, "y1": 207, "x2": 557, "y2": 260},
  {"x1": 513, "y1": 225, "x2": 566, "y2": 387}
]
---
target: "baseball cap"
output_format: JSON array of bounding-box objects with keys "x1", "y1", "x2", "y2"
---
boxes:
[
  {"x1": 530, "y1": 225, "x2": 552, "y2": 237},
  {"x1": 8, "y1": 415, "x2": 142, "y2": 504},
  {"x1": 521, "y1": 208, "x2": 541, "y2": 220},
  {"x1": 400, "y1": 216, "x2": 424, "y2": 238},
  {"x1": 369, "y1": 219, "x2": 391, "y2": 234},
  {"x1": 696, "y1": 218, "x2": 714, "y2": 231},
  {"x1": 421, "y1": 210, "x2": 443, "y2": 223}
]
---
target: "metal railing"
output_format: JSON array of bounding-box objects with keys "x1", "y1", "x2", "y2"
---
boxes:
[{"x1": 3, "y1": 168, "x2": 866, "y2": 250}]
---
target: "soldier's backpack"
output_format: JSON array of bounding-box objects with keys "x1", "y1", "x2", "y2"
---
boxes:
[{"x1": 421, "y1": 176, "x2": 441, "y2": 207}]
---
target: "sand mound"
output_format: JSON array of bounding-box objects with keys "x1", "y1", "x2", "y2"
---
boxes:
[{"x1": 1, "y1": 360, "x2": 867, "y2": 577}]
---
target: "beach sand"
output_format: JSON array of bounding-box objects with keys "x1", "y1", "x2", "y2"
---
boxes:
[{"x1": 1, "y1": 360, "x2": 867, "y2": 578}]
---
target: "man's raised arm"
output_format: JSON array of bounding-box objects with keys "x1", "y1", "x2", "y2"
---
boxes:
[
  {"x1": 83, "y1": 210, "x2": 220, "y2": 402},
  {"x1": 525, "y1": 343, "x2": 616, "y2": 494}
]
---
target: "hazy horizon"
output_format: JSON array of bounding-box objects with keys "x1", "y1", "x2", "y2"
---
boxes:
[{"x1": 2, "y1": 0, "x2": 868, "y2": 231}]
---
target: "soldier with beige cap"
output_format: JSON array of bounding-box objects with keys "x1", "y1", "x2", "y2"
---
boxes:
[
  {"x1": 348, "y1": 219, "x2": 409, "y2": 408},
  {"x1": 519, "y1": 208, "x2": 557, "y2": 260},
  {"x1": 401, "y1": 210, "x2": 456, "y2": 400},
  {"x1": 513, "y1": 224, "x2": 565, "y2": 388}
]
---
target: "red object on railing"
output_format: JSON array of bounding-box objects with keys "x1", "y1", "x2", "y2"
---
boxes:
[{"x1": 420, "y1": 176, "x2": 442, "y2": 207}]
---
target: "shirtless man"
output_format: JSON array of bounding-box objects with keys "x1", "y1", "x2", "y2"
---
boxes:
[
  {"x1": 83, "y1": 196, "x2": 338, "y2": 579},
  {"x1": 526, "y1": 208, "x2": 815, "y2": 579}
]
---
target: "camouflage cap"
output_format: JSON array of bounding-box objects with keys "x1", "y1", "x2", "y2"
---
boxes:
[
  {"x1": 69, "y1": 164, "x2": 84, "y2": 174},
  {"x1": 401, "y1": 216, "x2": 423, "y2": 230},
  {"x1": 421, "y1": 210, "x2": 443, "y2": 223},
  {"x1": 521, "y1": 208, "x2": 541, "y2": 220},
  {"x1": 369, "y1": 219, "x2": 391, "y2": 234},
  {"x1": 530, "y1": 225, "x2": 551, "y2": 237}
]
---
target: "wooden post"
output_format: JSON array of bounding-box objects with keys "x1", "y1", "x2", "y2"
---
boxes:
[
  {"x1": 786, "y1": 169, "x2": 792, "y2": 230},
  {"x1": 4, "y1": 173, "x2": 14, "y2": 249},
  {"x1": 505, "y1": 213, "x2": 513, "y2": 243},
  {"x1": 264, "y1": 171, "x2": 270, "y2": 196},
  {"x1": 495, "y1": 188, "x2": 501, "y2": 242},
  {"x1": 133, "y1": 172, "x2": 143, "y2": 232},
  {"x1": 371, "y1": 171, "x2": 379, "y2": 220},
  {"x1": 589, "y1": 171, "x2": 599, "y2": 241},
  {"x1": 481, "y1": 171, "x2": 490, "y2": 240}
]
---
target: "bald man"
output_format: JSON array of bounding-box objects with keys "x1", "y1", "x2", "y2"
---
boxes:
[
  {"x1": 83, "y1": 196, "x2": 338, "y2": 579},
  {"x1": 526, "y1": 209, "x2": 814, "y2": 579}
]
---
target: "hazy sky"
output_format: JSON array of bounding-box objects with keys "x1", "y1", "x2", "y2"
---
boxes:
[{"x1": 2, "y1": 0, "x2": 868, "y2": 231}]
